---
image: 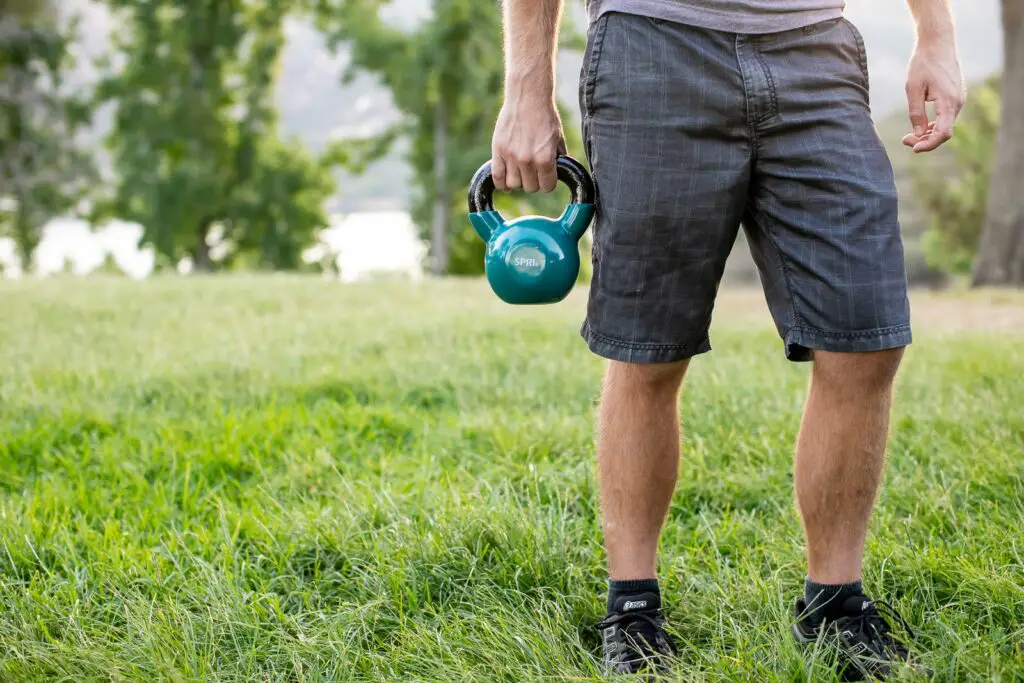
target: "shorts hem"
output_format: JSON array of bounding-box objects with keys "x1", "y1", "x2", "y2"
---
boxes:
[
  {"x1": 784, "y1": 323, "x2": 912, "y2": 362},
  {"x1": 581, "y1": 321, "x2": 711, "y2": 363}
]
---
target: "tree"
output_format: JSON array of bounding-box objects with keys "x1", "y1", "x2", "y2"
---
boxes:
[
  {"x1": 315, "y1": 0, "x2": 585, "y2": 275},
  {"x1": 913, "y1": 77, "x2": 1000, "y2": 276},
  {"x1": 230, "y1": 135, "x2": 339, "y2": 270},
  {"x1": 95, "y1": 0, "x2": 337, "y2": 272},
  {"x1": 972, "y1": 0, "x2": 1024, "y2": 286},
  {"x1": 0, "y1": 1, "x2": 96, "y2": 270}
]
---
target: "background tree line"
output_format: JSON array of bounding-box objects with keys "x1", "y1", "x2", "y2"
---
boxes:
[
  {"x1": 1, "y1": 0, "x2": 1023, "y2": 285},
  {"x1": 913, "y1": 0, "x2": 1023, "y2": 286}
]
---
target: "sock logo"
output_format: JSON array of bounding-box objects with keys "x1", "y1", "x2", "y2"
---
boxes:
[{"x1": 622, "y1": 600, "x2": 648, "y2": 611}]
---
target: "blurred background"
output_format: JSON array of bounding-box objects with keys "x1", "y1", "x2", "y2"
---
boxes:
[{"x1": 0, "y1": 0, "x2": 1019, "y2": 288}]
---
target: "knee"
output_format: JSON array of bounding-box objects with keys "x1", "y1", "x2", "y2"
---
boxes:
[
  {"x1": 812, "y1": 348, "x2": 905, "y2": 394},
  {"x1": 605, "y1": 359, "x2": 689, "y2": 397}
]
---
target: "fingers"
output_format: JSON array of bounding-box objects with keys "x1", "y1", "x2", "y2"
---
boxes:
[
  {"x1": 537, "y1": 152, "x2": 558, "y2": 193},
  {"x1": 514, "y1": 152, "x2": 558, "y2": 193},
  {"x1": 520, "y1": 161, "x2": 541, "y2": 193},
  {"x1": 491, "y1": 154, "x2": 507, "y2": 191},
  {"x1": 906, "y1": 79, "x2": 929, "y2": 138},
  {"x1": 539, "y1": 137, "x2": 567, "y2": 192},
  {"x1": 913, "y1": 96, "x2": 960, "y2": 153},
  {"x1": 504, "y1": 157, "x2": 523, "y2": 191},
  {"x1": 491, "y1": 148, "x2": 558, "y2": 193},
  {"x1": 902, "y1": 122, "x2": 936, "y2": 148}
]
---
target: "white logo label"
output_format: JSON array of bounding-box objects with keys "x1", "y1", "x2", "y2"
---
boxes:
[
  {"x1": 622, "y1": 600, "x2": 648, "y2": 611},
  {"x1": 507, "y1": 245, "x2": 545, "y2": 276},
  {"x1": 862, "y1": 601, "x2": 871, "y2": 611}
]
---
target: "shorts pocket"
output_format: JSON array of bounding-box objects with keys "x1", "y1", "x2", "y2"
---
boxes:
[
  {"x1": 841, "y1": 18, "x2": 870, "y2": 90},
  {"x1": 581, "y1": 14, "x2": 610, "y2": 120}
]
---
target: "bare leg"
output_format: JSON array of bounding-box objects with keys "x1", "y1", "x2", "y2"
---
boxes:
[
  {"x1": 795, "y1": 348, "x2": 905, "y2": 584},
  {"x1": 597, "y1": 359, "x2": 689, "y2": 580}
]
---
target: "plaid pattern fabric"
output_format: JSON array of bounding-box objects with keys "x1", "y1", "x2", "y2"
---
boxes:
[{"x1": 578, "y1": 13, "x2": 911, "y2": 363}]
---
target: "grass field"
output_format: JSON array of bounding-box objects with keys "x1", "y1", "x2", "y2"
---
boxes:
[{"x1": 1, "y1": 277, "x2": 1023, "y2": 682}]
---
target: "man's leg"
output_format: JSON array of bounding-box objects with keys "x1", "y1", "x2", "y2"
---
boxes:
[
  {"x1": 593, "y1": 359, "x2": 689, "y2": 672},
  {"x1": 577, "y1": 11, "x2": 751, "y2": 674},
  {"x1": 788, "y1": 349, "x2": 920, "y2": 680},
  {"x1": 729, "y1": 17, "x2": 917, "y2": 677},
  {"x1": 598, "y1": 359, "x2": 689, "y2": 582},
  {"x1": 795, "y1": 349, "x2": 904, "y2": 587}
]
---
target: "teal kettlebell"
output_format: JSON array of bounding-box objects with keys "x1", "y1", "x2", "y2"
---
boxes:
[{"x1": 468, "y1": 155, "x2": 596, "y2": 305}]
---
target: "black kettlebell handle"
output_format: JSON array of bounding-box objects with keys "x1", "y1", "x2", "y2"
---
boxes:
[{"x1": 468, "y1": 155, "x2": 596, "y2": 214}]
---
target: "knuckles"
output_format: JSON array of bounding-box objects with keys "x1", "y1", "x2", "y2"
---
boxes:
[
  {"x1": 491, "y1": 145, "x2": 557, "y2": 169},
  {"x1": 533, "y1": 154, "x2": 554, "y2": 167}
]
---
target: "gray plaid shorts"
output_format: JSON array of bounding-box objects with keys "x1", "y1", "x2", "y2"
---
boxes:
[{"x1": 578, "y1": 13, "x2": 912, "y2": 363}]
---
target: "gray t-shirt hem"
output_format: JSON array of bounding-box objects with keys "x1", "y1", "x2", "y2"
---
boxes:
[{"x1": 588, "y1": 0, "x2": 844, "y2": 34}]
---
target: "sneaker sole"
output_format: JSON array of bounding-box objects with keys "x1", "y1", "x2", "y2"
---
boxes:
[{"x1": 792, "y1": 623, "x2": 817, "y2": 645}]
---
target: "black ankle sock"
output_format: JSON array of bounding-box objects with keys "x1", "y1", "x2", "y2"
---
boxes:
[
  {"x1": 607, "y1": 578, "x2": 660, "y2": 614},
  {"x1": 804, "y1": 577, "x2": 863, "y2": 622}
]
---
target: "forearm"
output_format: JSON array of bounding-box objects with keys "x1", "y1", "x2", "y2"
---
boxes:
[
  {"x1": 501, "y1": 0, "x2": 562, "y2": 99},
  {"x1": 906, "y1": 0, "x2": 956, "y2": 44}
]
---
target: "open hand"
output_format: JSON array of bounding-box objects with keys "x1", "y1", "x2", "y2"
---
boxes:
[{"x1": 901, "y1": 40, "x2": 966, "y2": 153}]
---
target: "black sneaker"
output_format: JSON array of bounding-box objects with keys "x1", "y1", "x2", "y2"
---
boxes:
[
  {"x1": 793, "y1": 594, "x2": 919, "y2": 681},
  {"x1": 596, "y1": 592, "x2": 676, "y2": 675}
]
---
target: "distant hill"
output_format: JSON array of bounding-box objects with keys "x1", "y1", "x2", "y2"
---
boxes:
[{"x1": 66, "y1": 0, "x2": 1003, "y2": 212}]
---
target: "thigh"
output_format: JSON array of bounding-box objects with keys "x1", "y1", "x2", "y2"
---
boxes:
[
  {"x1": 579, "y1": 13, "x2": 752, "y2": 363},
  {"x1": 745, "y1": 18, "x2": 911, "y2": 362}
]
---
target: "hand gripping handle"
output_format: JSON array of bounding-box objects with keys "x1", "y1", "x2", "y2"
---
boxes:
[{"x1": 467, "y1": 155, "x2": 596, "y2": 215}]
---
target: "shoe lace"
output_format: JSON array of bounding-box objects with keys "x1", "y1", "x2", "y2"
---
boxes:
[
  {"x1": 841, "y1": 600, "x2": 913, "y2": 654},
  {"x1": 595, "y1": 609, "x2": 676, "y2": 657}
]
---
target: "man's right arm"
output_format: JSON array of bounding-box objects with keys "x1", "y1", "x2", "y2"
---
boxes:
[{"x1": 491, "y1": 0, "x2": 565, "y2": 193}]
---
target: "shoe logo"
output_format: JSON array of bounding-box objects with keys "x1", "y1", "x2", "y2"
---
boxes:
[
  {"x1": 622, "y1": 600, "x2": 648, "y2": 611},
  {"x1": 861, "y1": 600, "x2": 872, "y2": 612}
]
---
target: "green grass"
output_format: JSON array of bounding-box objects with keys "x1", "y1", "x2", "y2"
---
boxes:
[{"x1": 1, "y1": 276, "x2": 1023, "y2": 682}]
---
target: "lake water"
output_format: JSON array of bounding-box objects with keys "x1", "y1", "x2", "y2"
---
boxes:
[{"x1": 0, "y1": 211, "x2": 426, "y2": 281}]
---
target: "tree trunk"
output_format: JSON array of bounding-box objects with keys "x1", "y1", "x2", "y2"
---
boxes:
[
  {"x1": 13, "y1": 199, "x2": 38, "y2": 274},
  {"x1": 972, "y1": 0, "x2": 1024, "y2": 287},
  {"x1": 430, "y1": 98, "x2": 449, "y2": 275},
  {"x1": 7, "y1": 97, "x2": 38, "y2": 272},
  {"x1": 193, "y1": 222, "x2": 212, "y2": 272}
]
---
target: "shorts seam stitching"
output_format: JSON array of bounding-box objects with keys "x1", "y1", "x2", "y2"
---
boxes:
[
  {"x1": 583, "y1": 14, "x2": 610, "y2": 118},
  {"x1": 751, "y1": 44, "x2": 779, "y2": 123},
  {"x1": 735, "y1": 37, "x2": 761, "y2": 150},
  {"x1": 584, "y1": 325, "x2": 705, "y2": 351},
  {"x1": 841, "y1": 18, "x2": 870, "y2": 93},
  {"x1": 749, "y1": 204, "x2": 804, "y2": 331},
  {"x1": 790, "y1": 323, "x2": 911, "y2": 341}
]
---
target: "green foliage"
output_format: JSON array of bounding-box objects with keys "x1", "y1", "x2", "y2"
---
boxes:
[
  {"x1": 0, "y1": 0, "x2": 57, "y2": 26},
  {"x1": 0, "y1": 7, "x2": 97, "y2": 269},
  {"x1": 1, "y1": 277, "x2": 1024, "y2": 679},
  {"x1": 95, "y1": 252, "x2": 127, "y2": 277},
  {"x1": 914, "y1": 77, "x2": 1001, "y2": 276},
  {"x1": 95, "y1": 0, "x2": 338, "y2": 271},
  {"x1": 315, "y1": 0, "x2": 586, "y2": 274},
  {"x1": 228, "y1": 136, "x2": 340, "y2": 270}
]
